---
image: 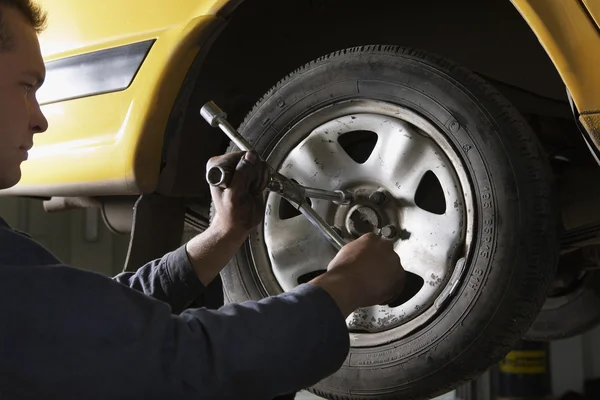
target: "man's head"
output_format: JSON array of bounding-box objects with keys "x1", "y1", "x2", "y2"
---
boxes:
[{"x1": 0, "y1": 0, "x2": 48, "y2": 189}]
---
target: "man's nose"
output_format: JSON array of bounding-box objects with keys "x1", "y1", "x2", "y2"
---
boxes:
[{"x1": 31, "y1": 101, "x2": 48, "y2": 134}]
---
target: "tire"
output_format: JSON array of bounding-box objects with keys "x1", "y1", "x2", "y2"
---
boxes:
[
  {"x1": 219, "y1": 46, "x2": 560, "y2": 399},
  {"x1": 525, "y1": 255, "x2": 600, "y2": 341}
]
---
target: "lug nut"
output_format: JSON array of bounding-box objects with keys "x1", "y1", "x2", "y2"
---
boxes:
[
  {"x1": 380, "y1": 225, "x2": 397, "y2": 239},
  {"x1": 369, "y1": 190, "x2": 387, "y2": 205}
]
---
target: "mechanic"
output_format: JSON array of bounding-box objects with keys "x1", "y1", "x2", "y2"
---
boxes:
[{"x1": 0, "y1": 1, "x2": 406, "y2": 399}]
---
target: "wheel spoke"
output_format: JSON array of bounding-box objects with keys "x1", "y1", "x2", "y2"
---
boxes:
[
  {"x1": 364, "y1": 125, "x2": 445, "y2": 203},
  {"x1": 347, "y1": 305, "x2": 399, "y2": 333},
  {"x1": 264, "y1": 196, "x2": 336, "y2": 292},
  {"x1": 396, "y1": 205, "x2": 463, "y2": 281},
  {"x1": 365, "y1": 120, "x2": 429, "y2": 178},
  {"x1": 397, "y1": 147, "x2": 444, "y2": 203},
  {"x1": 279, "y1": 127, "x2": 362, "y2": 189}
]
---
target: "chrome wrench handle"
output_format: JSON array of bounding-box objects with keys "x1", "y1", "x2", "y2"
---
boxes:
[{"x1": 200, "y1": 101, "x2": 347, "y2": 250}]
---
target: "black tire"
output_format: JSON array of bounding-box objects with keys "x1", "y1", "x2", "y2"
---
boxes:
[
  {"x1": 525, "y1": 269, "x2": 600, "y2": 341},
  {"x1": 219, "y1": 46, "x2": 560, "y2": 400}
]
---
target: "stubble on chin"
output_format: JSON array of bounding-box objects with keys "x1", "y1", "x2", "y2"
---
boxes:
[{"x1": 0, "y1": 162, "x2": 23, "y2": 190}]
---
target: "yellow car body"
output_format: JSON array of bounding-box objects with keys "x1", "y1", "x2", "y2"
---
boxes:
[
  {"x1": 6, "y1": 0, "x2": 229, "y2": 196},
  {"x1": 3, "y1": 0, "x2": 600, "y2": 198},
  {"x1": 516, "y1": 0, "x2": 600, "y2": 146}
]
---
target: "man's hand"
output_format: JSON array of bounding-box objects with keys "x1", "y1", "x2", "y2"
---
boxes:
[
  {"x1": 310, "y1": 233, "x2": 406, "y2": 317},
  {"x1": 185, "y1": 151, "x2": 269, "y2": 286},
  {"x1": 207, "y1": 151, "x2": 269, "y2": 239}
]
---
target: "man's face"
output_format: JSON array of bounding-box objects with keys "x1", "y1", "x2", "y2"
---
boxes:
[{"x1": 0, "y1": 7, "x2": 47, "y2": 190}]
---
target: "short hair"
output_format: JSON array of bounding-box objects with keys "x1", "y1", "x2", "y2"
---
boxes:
[{"x1": 0, "y1": 0, "x2": 46, "y2": 52}]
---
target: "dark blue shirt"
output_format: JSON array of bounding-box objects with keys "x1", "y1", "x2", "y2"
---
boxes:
[{"x1": 0, "y1": 217, "x2": 349, "y2": 399}]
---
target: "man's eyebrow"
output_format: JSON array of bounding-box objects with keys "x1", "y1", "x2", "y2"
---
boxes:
[{"x1": 23, "y1": 69, "x2": 45, "y2": 86}]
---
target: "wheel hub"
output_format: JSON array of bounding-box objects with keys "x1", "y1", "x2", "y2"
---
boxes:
[{"x1": 346, "y1": 204, "x2": 382, "y2": 237}]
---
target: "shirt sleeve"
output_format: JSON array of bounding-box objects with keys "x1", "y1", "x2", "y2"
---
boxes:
[
  {"x1": 0, "y1": 263, "x2": 350, "y2": 400},
  {"x1": 112, "y1": 245, "x2": 205, "y2": 314}
]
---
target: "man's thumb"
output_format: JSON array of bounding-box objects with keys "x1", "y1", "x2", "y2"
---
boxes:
[{"x1": 244, "y1": 151, "x2": 258, "y2": 163}]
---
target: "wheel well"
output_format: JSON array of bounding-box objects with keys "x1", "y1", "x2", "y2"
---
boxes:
[{"x1": 157, "y1": 0, "x2": 573, "y2": 200}]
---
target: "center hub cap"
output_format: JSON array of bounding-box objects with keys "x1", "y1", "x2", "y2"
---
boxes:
[{"x1": 346, "y1": 205, "x2": 382, "y2": 236}]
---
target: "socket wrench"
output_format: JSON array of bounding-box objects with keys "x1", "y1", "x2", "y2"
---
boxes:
[
  {"x1": 200, "y1": 101, "x2": 348, "y2": 250},
  {"x1": 201, "y1": 102, "x2": 353, "y2": 204}
]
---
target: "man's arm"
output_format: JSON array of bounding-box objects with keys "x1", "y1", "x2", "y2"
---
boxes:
[
  {"x1": 112, "y1": 223, "x2": 244, "y2": 314},
  {"x1": 111, "y1": 151, "x2": 267, "y2": 312},
  {"x1": 111, "y1": 244, "x2": 204, "y2": 315},
  {"x1": 0, "y1": 262, "x2": 349, "y2": 400}
]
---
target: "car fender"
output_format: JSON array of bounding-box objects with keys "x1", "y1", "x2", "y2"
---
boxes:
[{"x1": 5, "y1": 0, "x2": 241, "y2": 197}]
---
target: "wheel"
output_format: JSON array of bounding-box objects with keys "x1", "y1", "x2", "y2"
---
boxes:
[
  {"x1": 219, "y1": 45, "x2": 560, "y2": 399},
  {"x1": 525, "y1": 248, "x2": 600, "y2": 341}
]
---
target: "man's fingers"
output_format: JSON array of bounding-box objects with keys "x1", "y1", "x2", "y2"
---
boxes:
[
  {"x1": 206, "y1": 150, "x2": 269, "y2": 201},
  {"x1": 250, "y1": 158, "x2": 270, "y2": 194},
  {"x1": 206, "y1": 151, "x2": 266, "y2": 191},
  {"x1": 360, "y1": 232, "x2": 394, "y2": 248},
  {"x1": 206, "y1": 151, "x2": 246, "y2": 172},
  {"x1": 230, "y1": 151, "x2": 265, "y2": 192},
  {"x1": 244, "y1": 151, "x2": 258, "y2": 164}
]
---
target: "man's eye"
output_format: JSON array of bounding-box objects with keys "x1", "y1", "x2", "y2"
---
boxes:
[{"x1": 22, "y1": 83, "x2": 33, "y2": 94}]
